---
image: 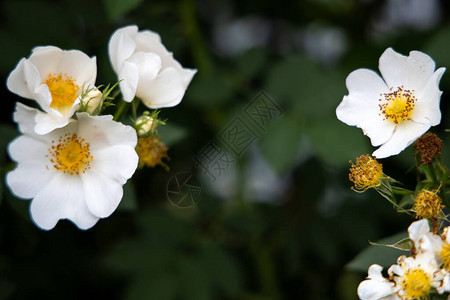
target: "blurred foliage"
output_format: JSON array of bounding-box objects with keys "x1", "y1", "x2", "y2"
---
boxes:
[{"x1": 0, "y1": 0, "x2": 449, "y2": 299}]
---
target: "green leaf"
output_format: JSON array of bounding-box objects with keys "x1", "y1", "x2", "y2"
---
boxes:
[
  {"x1": 118, "y1": 181, "x2": 137, "y2": 212},
  {"x1": 305, "y1": 118, "x2": 371, "y2": 167},
  {"x1": 346, "y1": 232, "x2": 408, "y2": 272},
  {"x1": 266, "y1": 55, "x2": 346, "y2": 118},
  {"x1": 158, "y1": 123, "x2": 188, "y2": 148},
  {"x1": 198, "y1": 243, "x2": 242, "y2": 296},
  {"x1": 103, "y1": 0, "x2": 144, "y2": 20},
  {"x1": 260, "y1": 114, "x2": 303, "y2": 173},
  {"x1": 369, "y1": 237, "x2": 413, "y2": 251},
  {"x1": 187, "y1": 74, "x2": 235, "y2": 108},
  {"x1": 126, "y1": 271, "x2": 178, "y2": 300}
]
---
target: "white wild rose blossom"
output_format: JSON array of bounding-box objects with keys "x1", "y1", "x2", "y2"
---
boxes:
[
  {"x1": 336, "y1": 48, "x2": 445, "y2": 158},
  {"x1": 108, "y1": 25, "x2": 197, "y2": 108},
  {"x1": 6, "y1": 103, "x2": 138, "y2": 230},
  {"x1": 7, "y1": 46, "x2": 97, "y2": 135},
  {"x1": 357, "y1": 220, "x2": 450, "y2": 299}
]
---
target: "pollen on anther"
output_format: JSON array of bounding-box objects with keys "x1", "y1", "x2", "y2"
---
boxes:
[
  {"x1": 379, "y1": 86, "x2": 416, "y2": 124},
  {"x1": 47, "y1": 133, "x2": 93, "y2": 175}
]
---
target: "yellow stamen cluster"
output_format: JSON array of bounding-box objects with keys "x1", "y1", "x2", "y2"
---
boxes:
[
  {"x1": 45, "y1": 73, "x2": 80, "y2": 114},
  {"x1": 440, "y1": 243, "x2": 450, "y2": 271},
  {"x1": 379, "y1": 86, "x2": 416, "y2": 124},
  {"x1": 413, "y1": 189, "x2": 443, "y2": 220},
  {"x1": 135, "y1": 135, "x2": 169, "y2": 170},
  {"x1": 349, "y1": 155, "x2": 383, "y2": 192},
  {"x1": 48, "y1": 133, "x2": 93, "y2": 175},
  {"x1": 399, "y1": 268, "x2": 431, "y2": 299}
]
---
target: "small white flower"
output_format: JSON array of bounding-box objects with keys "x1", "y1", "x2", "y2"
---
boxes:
[
  {"x1": 336, "y1": 48, "x2": 445, "y2": 158},
  {"x1": 82, "y1": 87, "x2": 103, "y2": 115},
  {"x1": 7, "y1": 46, "x2": 97, "y2": 135},
  {"x1": 358, "y1": 252, "x2": 442, "y2": 300},
  {"x1": 6, "y1": 103, "x2": 138, "y2": 230},
  {"x1": 108, "y1": 25, "x2": 197, "y2": 108},
  {"x1": 389, "y1": 253, "x2": 442, "y2": 299}
]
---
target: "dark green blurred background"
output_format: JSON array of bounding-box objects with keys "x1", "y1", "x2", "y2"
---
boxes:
[{"x1": 0, "y1": 0, "x2": 449, "y2": 299}]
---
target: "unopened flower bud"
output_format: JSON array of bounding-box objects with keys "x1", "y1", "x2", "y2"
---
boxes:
[
  {"x1": 135, "y1": 115, "x2": 157, "y2": 136},
  {"x1": 84, "y1": 88, "x2": 103, "y2": 115}
]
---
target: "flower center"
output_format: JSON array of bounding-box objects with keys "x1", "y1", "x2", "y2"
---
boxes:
[
  {"x1": 379, "y1": 87, "x2": 416, "y2": 124},
  {"x1": 399, "y1": 268, "x2": 431, "y2": 299},
  {"x1": 413, "y1": 189, "x2": 442, "y2": 220},
  {"x1": 48, "y1": 133, "x2": 93, "y2": 175},
  {"x1": 349, "y1": 154, "x2": 383, "y2": 192},
  {"x1": 45, "y1": 73, "x2": 80, "y2": 114},
  {"x1": 441, "y1": 243, "x2": 450, "y2": 270}
]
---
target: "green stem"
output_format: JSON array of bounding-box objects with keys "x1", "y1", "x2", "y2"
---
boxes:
[
  {"x1": 113, "y1": 100, "x2": 130, "y2": 121},
  {"x1": 179, "y1": 0, "x2": 214, "y2": 75},
  {"x1": 131, "y1": 98, "x2": 141, "y2": 119},
  {"x1": 426, "y1": 164, "x2": 439, "y2": 186}
]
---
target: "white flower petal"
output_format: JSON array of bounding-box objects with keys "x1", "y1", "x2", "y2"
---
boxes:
[
  {"x1": 7, "y1": 135, "x2": 47, "y2": 163},
  {"x1": 358, "y1": 117, "x2": 396, "y2": 147},
  {"x1": 379, "y1": 47, "x2": 436, "y2": 93},
  {"x1": 336, "y1": 69, "x2": 388, "y2": 126},
  {"x1": 108, "y1": 25, "x2": 138, "y2": 73},
  {"x1": 6, "y1": 59, "x2": 36, "y2": 100},
  {"x1": 82, "y1": 171, "x2": 123, "y2": 218},
  {"x1": 137, "y1": 67, "x2": 186, "y2": 108},
  {"x1": 129, "y1": 52, "x2": 161, "y2": 85},
  {"x1": 134, "y1": 30, "x2": 168, "y2": 58},
  {"x1": 13, "y1": 102, "x2": 40, "y2": 135},
  {"x1": 358, "y1": 265, "x2": 397, "y2": 300},
  {"x1": 412, "y1": 67, "x2": 445, "y2": 126},
  {"x1": 408, "y1": 219, "x2": 430, "y2": 245},
  {"x1": 34, "y1": 110, "x2": 71, "y2": 135},
  {"x1": 76, "y1": 113, "x2": 137, "y2": 150},
  {"x1": 92, "y1": 145, "x2": 138, "y2": 185},
  {"x1": 7, "y1": 162, "x2": 54, "y2": 200},
  {"x1": 372, "y1": 121, "x2": 430, "y2": 158},
  {"x1": 28, "y1": 46, "x2": 64, "y2": 79},
  {"x1": 6, "y1": 136, "x2": 53, "y2": 199},
  {"x1": 56, "y1": 51, "x2": 97, "y2": 87},
  {"x1": 30, "y1": 174, "x2": 99, "y2": 230},
  {"x1": 118, "y1": 61, "x2": 139, "y2": 102}
]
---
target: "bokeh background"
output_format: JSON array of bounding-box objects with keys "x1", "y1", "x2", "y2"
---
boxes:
[{"x1": 0, "y1": 0, "x2": 450, "y2": 299}]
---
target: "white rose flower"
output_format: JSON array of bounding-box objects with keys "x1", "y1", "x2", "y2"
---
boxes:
[
  {"x1": 336, "y1": 48, "x2": 445, "y2": 158},
  {"x1": 7, "y1": 46, "x2": 97, "y2": 135},
  {"x1": 389, "y1": 253, "x2": 442, "y2": 299},
  {"x1": 358, "y1": 252, "x2": 442, "y2": 300},
  {"x1": 6, "y1": 103, "x2": 138, "y2": 230},
  {"x1": 108, "y1": 25, "x2": 197, "y2": 108}
]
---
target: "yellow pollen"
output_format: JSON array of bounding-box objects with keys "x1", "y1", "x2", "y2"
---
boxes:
[
  {"x1": 399, "y1": 267, "x2": 431, "y2": 299},
  {"x1": 48, "y1": 133, "x2": 93, "y2": 176},
  {"x1": 379, "y1": 86, "x2": 416, "y2": 124},
  {"x1": 413, "y1": 189, "x2": 443, "y2": 220},
  {"x1": 349, "y1": 154, "x2": 383, "y2": 192},
  {"x1": 45, "y1": 73, "x2": 80, "y2": 114},
  {"x1": 136, "y1": 136, "x2": 169, "y2": 170},
  {"x1": 441, "y1": 243, "x2": 450, "y2": 271}
]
